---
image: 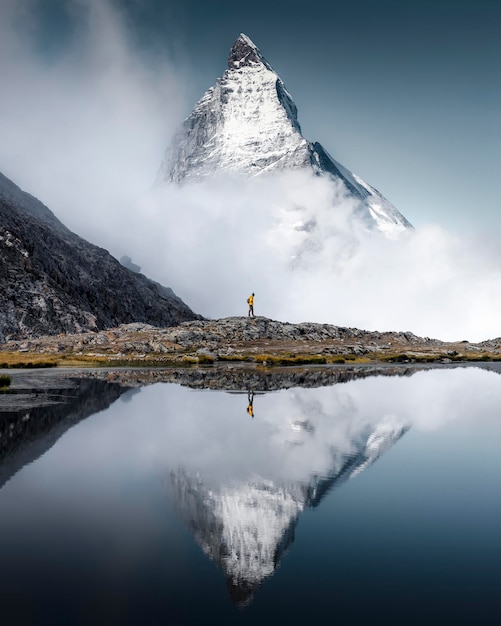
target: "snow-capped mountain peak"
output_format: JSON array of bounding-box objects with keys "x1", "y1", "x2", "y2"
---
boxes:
[{"x1": 158, "y1": 33, "x2": 412, "y2": 235}]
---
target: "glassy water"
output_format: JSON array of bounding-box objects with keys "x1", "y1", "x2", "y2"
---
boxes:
[{"x1": 1, "y1": 366, "x2": 501, "y2": 625}]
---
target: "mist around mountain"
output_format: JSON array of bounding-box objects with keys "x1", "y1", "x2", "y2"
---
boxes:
[
  {"x1": 159, "y1": 34, "x2": 412, "y2": 237},
  {"x1": 0, "y1": 171, "x2": 200, "y2": 341},
  {"x1": 142, "y1": 34, "x2": 501, "y2": 342}
]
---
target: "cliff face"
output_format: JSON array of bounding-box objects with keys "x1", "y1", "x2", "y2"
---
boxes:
[{"x1": 0, "y1": 171, "x2": 201, "y2": 341}]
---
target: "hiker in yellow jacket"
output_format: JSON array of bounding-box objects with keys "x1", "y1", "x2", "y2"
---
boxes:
[{"x1": 247, "y1": 292, "x2": 255, "y2": 318}]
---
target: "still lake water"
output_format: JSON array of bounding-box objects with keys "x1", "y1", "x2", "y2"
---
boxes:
[{"x1": 1, "y1": 365, "x2": 501, "y2": 625}]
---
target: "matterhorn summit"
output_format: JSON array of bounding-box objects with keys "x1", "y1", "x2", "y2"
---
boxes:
[{"x1": 159, "y1": 33, "x2": 412, "y2": 236}]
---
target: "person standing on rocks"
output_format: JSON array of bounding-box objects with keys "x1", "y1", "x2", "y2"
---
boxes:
[{"x1": 247, "y1": 293, "x2": 255, "y2": 318}]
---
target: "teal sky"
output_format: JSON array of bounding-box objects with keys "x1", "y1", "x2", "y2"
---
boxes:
[{"x1": 6, "y1": 0, "x2": 501, "y2": 235}]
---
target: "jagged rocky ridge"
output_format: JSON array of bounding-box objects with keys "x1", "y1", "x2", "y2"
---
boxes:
[
  {"x1": 4, "y1": 316, "x2": 499, "y2": 362},
  {"x1": 159, "y1": 33, "x2": 412, "y2": 236},
  {"x1": 0, "y1": 171, "x2": 200, "y2": 341}
]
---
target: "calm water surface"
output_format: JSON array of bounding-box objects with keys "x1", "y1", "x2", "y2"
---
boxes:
[{"x1": 1, "y1": 366, "x2": 501, "y2": 625}]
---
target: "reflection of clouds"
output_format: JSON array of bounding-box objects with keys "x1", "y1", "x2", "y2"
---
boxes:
[
  {"x1": 28, "y1": 367, "x2": 500, "y2": 480},
  {"x1": 148, "y1": 384, "x2": 406, "y2": 485},
  {"x1": 53, "y1": 366, "x2": 501, "y2": 482},
  {"x1": 349, "y1": 367, "x2": 501, "y2": 432}
]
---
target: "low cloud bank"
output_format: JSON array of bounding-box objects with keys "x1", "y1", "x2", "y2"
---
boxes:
[{"x1": 129, "y1": 172, "x2": 501, "y2": 343}]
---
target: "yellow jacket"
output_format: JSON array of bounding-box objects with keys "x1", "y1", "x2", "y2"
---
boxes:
[{"x1": 248, "y1": 295, "x2": 254, "y2": 306}]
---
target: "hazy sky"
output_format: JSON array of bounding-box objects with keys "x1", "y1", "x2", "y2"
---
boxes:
[
  {"x1": 1, "y1": 0, "x2": 501, "y2": 340},
  {"x1": 14, "y1": 0, "x2": 499, "y2": 234}
]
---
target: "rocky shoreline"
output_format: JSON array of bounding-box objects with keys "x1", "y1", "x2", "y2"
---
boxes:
[{"x1": 1, "y1": 316, "x2": 500, "y2": 366}]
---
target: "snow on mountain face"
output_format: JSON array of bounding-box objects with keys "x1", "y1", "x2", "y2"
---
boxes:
[
  {"x1": 159, "y1": 34, "x2": 412, "y2": 236},
  {"x1": 161, "y1": 34, "x2": 309, "y2": 180}
]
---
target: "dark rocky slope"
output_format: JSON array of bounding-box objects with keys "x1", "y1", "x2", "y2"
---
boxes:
[{"x1": 0, "y1": 171, "x2": 200, "y2": 341}]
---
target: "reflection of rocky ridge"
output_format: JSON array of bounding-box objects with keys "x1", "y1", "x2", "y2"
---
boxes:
[
  {"x1": 0, "y1": 375, "x2": 130, "y2": 489},
  {"x1": 166, "y1": 415, "x2": 407, "y2": 606},
  {"x1": 79, "y1": 364, "x2": 424, "y2": 391}
]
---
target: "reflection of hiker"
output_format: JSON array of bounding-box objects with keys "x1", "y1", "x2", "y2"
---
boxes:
[
  {"x1": 247, "y1": 391, "x2": 254, "y2": 418},
  {"x1": 247, "y1": 292, "x2": 255, "y2": 318}
]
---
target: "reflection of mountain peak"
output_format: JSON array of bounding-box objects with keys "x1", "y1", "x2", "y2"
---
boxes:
[
  {"x1": 168, "y1": 471, "x2": 304, "y2": 598},
  {"x1": 226, "y1": 577, "x2": 259, "y2": 609},
  {"x1": 165, "y1": 416, "x2": 408, "y2": 605}
]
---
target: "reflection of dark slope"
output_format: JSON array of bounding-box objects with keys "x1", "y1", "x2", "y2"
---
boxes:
[
  {"x1": 165, "y1": 419, "x2": 407, "y2": 607},
  {"x1": 0, "y1": 378, "x2": 129, "y2": 488}
]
